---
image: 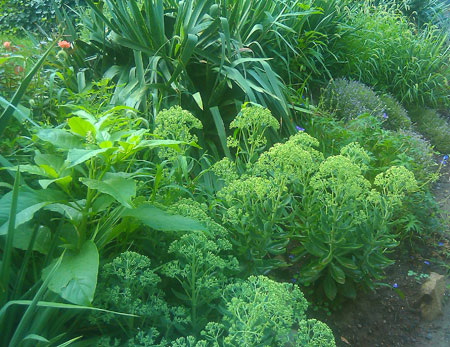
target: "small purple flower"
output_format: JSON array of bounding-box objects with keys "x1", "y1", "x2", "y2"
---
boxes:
[
  {"x1": 392, "y1": 283, "x2": 398, "y2": 288},
  {"x1": 382, "y1": 112, "x2": 388, "y2": 119},
  {"x1": 288, "y1": 254, "x2": 294, "y2": 260},
  {"x1": 295, "y1": 125, "x2": 305, "y2": 132},
  {"x1": 441, "y1": 155, "x2": 448, "y2": 165},
  {"x1": 438, "y1": 242, "x2": 444, "y2": 247},
  {"x1": 290, "y1": 278, "x2": 297, "y2": 283},
  {"x1": 424, "y1": 260, "x2": 430, "y2": 265}
]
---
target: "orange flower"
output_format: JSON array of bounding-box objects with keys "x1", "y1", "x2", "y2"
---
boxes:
[
  {"x1": 3, "y1": 41, "x2": 11, "y2": 50},
  {"x1": 58, "y1": 40, "x2": 71, "y2": 49},
  {"x1": 14, "y1": 65, "x2": 24, "y2": 75}
]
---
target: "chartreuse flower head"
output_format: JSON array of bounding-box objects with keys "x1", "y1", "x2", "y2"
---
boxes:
[
  {"x1": 153, "y1": 106, "x2": 202, "y2": 159},
  {"x1": 254, "y1": 134, "x2": 323, "y2": 181},
  {"x1": 227, "y1": 105, "x2": 279, "y2": 164},
  {"x1": 374, "y1": 166, "x2": 418, "y2": 205},
  {"x1": 340, "y1": 142, "x2": 372, "y2": 173},
  {"x1": 218, "y1": 176, "x2": 284, "y2": 224},
  {"x1": 311, "y1": 155, "x2": 371, "y2": 205},
  {"x1": 211, "y1": 157, "x2": 238, "y2": 185}
]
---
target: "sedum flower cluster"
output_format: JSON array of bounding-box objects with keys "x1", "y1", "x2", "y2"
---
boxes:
[
  {"x1": 154, "y1": 106, "x2": 203, "y2": 159},
  {"x1": 227, "y1": 105, "x2": 280, "y2": 165}
]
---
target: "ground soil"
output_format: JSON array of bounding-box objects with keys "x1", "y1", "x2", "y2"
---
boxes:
[{"x1": 310, "y1": 161, "x2": 450, "y2": 347}]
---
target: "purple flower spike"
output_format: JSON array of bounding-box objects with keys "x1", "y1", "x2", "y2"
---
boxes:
[
  {"x1": 392, "y1": 283, "x2": 398, "y2": 288},
  {"x1": 382, "y1": 112, "x2": 388, "y2": 119},
  {"x1": 424, "y1": 260, "x2": 430, "y2": 265},
  {"x1": 295, "y1": 125, "x2": 305, "y2": 132}
]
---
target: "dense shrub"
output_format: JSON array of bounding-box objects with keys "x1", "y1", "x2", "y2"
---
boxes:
[
  {"x1": 379, "y1": 93, "x2": 412, "y2": 130},
  {"x1": 321, "y1": 79, "x2": 384, "y2": 120},
  {"x1": 409, "y1": 107, "x2": 450, "y2": 154},
  {"x1": 0, "y1": 0, "x2": 82, "y2": 34}
]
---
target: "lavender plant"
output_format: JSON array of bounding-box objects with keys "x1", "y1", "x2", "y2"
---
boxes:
[{"x1": 321, "y1": 79, "x2": 384, "y2": 121}]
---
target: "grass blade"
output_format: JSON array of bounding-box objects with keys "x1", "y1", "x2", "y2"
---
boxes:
[{"x1": 0, "y1": 169, "x2": 20, "y2": 307}]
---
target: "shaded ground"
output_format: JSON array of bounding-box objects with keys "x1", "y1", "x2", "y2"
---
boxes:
[{"x1": 311, "y1": 162, "x2": 450, "y2": 347}]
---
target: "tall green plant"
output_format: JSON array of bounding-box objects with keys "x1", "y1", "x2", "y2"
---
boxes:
[{"x1": 55, "y1": 0, "x2": 323, "y2": 146}]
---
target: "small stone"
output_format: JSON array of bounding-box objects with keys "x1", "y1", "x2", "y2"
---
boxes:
[
  {"x1": 418, "y1": 272, "x2": 445, "y2": 321},
  {"x1": 357, "y1": 324, "x2": 362, "y2": 328}
]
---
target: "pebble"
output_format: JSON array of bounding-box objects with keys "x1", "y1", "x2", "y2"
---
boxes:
[{"x1": 357, "y1": 324, "x2": 362, "y2": 328}]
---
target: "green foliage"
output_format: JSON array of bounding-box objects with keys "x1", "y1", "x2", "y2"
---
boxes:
[
  {"x1": 0, "y1": 0, "x2": 81, "y2": 34},
  {"x1": 408, "y1": 107, "x2": 450, "y2": 154},
  {"x1": 331, "y1": 3, "x2": 450, "y2": 107},
  {"x1": 379, "y1": 93, "x2": 411, "y2": 130},
  {"x1": 218, "y1": 276, "x2": 334, "y2": 346},
  {"x1": 227, "y1": 105, "x2": 280, "y2": 166},
  {"x1": 154, "y1": 106, "x2": 203, "y2": 160},
  {"x1": 321, "y1": 79, "x2": 384, "y2": 121},
  {"x1": 92, "y1": 251, "x2": 188, "y2": 342},
  {"x1": 92, "y1": 252, "x2": 334, "y2": 346},
  {"x1": 56, "y1": 0, "x2": 325, "y2": 142},
  {"x1": 212, "y1": 108, "x2": 292, "y2": 275}
]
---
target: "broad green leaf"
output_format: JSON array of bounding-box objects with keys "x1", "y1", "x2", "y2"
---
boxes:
[
  {"x1": 39, "y1": 176, "x2": 72, "y2": 190},
  {"x1": 0, "y1": 188, "x2": 66, "y2": 236},
  {"x1": 66, "y1": 148, "x2": 111, "y2": 168},
  {"x1": 68, "y1": 117, "x2": 96, "y2": 137},
  {"x1": 13, "y1": 224, "x2": 51, "y2": 254},
  {"x1": 42, "y1": 241, "x2": 99, "y2": 305},
  {"x1": 36, "y1": 129, "x2": 83, "y2": 150},
  {"x1": 123, "y1": 203, "x2": 206, "y2": 232},
  {"x1": 80, "y1": 173, "x2": 136, "y2": 208}
]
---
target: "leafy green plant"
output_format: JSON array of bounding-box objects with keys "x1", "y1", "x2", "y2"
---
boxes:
[
  {"x1": 0, "y1": 0, "x2": 82, "y2": 34},
  {"x1": 218, "y1": 276, "x2": 335, "y2": 346},
  {"x1": 212, "y1": 106, "x2": 292, "y2": 275},
  {"x1": 55, "y1": 0, "x2": 325, "y2": 144},
  {"x1": 407, "y1": 270, "x2": 430, "y2": 283},
  {"x1": 91, "y1": 251, "x2": 189, "y2": 344},
  {"x1": 0, "y1": 104, "x2": 207, "y2": 310}
]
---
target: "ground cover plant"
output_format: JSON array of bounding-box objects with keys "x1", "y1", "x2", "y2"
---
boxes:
[{"x1": 1, "y1": 0, "x2": 450, "y2": 346}]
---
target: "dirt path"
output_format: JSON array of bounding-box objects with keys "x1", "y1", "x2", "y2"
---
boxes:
[{"x1": 412, "y1": 162, "x2": 450, "y2": 347}]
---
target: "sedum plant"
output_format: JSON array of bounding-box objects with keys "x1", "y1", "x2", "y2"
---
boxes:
[
  {"x1": 216, "y1": 276, "x2": 335, "y2": 346},
  {"x1": 214, "y1": 106, "x2": 291, "y2": 275},
  {"x1": 91, "y1": 251, "x2": 189, "y2": 344}
]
